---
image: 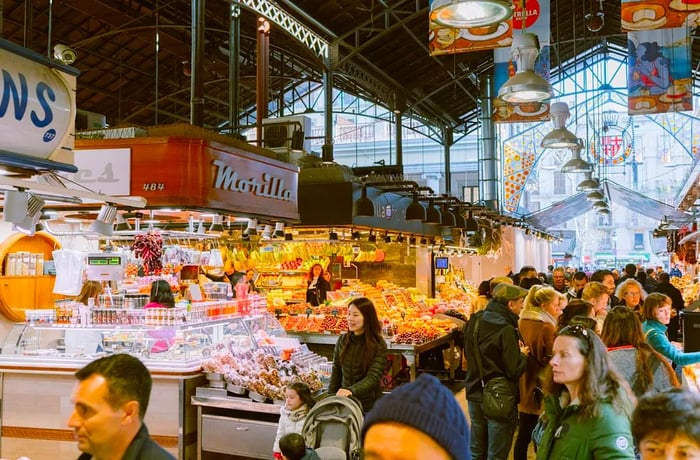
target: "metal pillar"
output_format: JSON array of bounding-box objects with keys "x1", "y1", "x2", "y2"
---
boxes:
[
  {"x1": 443, "y1": 127, "x2": 452, "y2": 195},
  {"x1": 190, "y1": 0, "x2": 205, "y2": 126},
  {"x1": 479, "y1": 76, "x2": 499, "y2": 210},
  {"x1": 256, "y1": 18, "x2": 270, "y2": 147},
  {"x1": 395, "y1": 94, "x2": 405, "y2": 167},
  {"x1": 229, "y1": 5, "x2": 241, "y2": 135},
  {"x1": 322, "y1": 57, "x2": 334, "y2": 162}
]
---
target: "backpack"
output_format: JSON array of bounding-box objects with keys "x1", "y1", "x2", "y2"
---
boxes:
[{"x1": 302, "y1": 395, "x2": 364, "y2": 460}]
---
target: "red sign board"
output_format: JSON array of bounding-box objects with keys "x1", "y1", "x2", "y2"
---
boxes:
[{"x1": 75, "y1": 136, "x2": 299, "y2": 220}]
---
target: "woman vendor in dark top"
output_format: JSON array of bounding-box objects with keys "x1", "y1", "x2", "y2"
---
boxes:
[
  {"x1": 328, "y1": 297, "x2": 387, "y2": 412},
  {"x1": 306, "y1": 263, "x2": 330, "y2": 306}
]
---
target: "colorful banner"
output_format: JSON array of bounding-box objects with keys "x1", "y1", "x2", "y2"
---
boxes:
[
  {"x1": 621, "y1": 0, "x2": 700, "y2": 31},
  {"x1": 628, "y1": 27, "x2": 692, "y2": 115}
]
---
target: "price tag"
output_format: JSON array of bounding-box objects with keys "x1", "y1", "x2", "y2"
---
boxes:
[
  {"x1": 274, "y1": 308, "x2": 282, "y2": 318},
  {"x1": 306, "y1": 307, "x2": 312, "y2": 318},
  {"x1": 331, "y1": 309, "x2": 338, "y2": 317}
]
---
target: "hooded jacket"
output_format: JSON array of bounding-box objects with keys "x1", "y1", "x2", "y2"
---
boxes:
[
  {"x1": 536, "y1": 395, "x2": 636, "y2": 460},
  {"x1": 465, "y1": 299, "x2": 527, "y2": 401},
  {"x1": 273, "y1": 404, "x2": 309, "y2": 453},
  {"x1": 518, "y1": 307, "x2": 557, "y2": 414},
  {"x1": 328, "y1": 332, "x2": 387, "y2": 412}
]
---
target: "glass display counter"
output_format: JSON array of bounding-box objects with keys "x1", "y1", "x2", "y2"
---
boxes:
[{"x1": 0, "y1": 313, "x2": 286, "y2": 460}]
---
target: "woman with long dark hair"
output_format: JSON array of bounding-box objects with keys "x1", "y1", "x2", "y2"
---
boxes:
[
  {"x1": 328, "y1": 297, "x2": 387, "y2": 412},
  {"x1": 536, "y1": 325, "x2": 636, "y2": 459},
  {"x1": 144, "y1": 279, "x2": 176, "y2": 308},
  {"x1": 601, "y1": 306, "x2": 678, "y2": 396},
  {"x1": 306, "y1": 263, "x2": 330, "y2": 306}
]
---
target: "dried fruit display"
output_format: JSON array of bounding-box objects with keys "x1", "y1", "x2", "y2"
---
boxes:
[{"x1": 132, "y1": 232, "x2": 163, "y2": 275}]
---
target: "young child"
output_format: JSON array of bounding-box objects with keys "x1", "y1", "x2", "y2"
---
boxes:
[
  {"x1": 279, "y1": 433, "x2": 320, "y2": 460},
  {"x1": 273, "y1": 382, "x2": 315, "y2": 458}
]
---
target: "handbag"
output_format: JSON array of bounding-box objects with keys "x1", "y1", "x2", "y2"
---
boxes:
[{"x1": 472, "y1": 314, "x2": 517, "y2": 421}]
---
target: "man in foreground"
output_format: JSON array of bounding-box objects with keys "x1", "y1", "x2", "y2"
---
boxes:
[{"x1": 68, "y1": 354, "x2": 175, "y2": 460}]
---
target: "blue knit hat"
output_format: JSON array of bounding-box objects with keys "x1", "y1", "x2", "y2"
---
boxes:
[{"x1": 361, "y1": 374, "x2": 470, "y2": 460}]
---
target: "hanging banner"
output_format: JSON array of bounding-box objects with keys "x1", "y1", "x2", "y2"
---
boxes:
[
  {"x1": 621, "y1": 0, "x2": 700, "y2": 31},
  {"x1": 493, "y1": 0, "x2": 551, "y2": 123},
  {"x1": 428, "y1": 0, "x2": 513, "y2": 55},
  {"x1": 628, "y1": 27, "x2": 692, "y2": 115},
  {"x1": 503, "y1": 141, "x2": 535, "y2": 213}
]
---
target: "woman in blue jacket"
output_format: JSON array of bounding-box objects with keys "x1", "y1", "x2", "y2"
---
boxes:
[
  {"x1": 536, "y1": 324, "x2": 636, "y2": 460},
  {"x1": 641, "y1": 293, "x2": 700, "y2": 368}
]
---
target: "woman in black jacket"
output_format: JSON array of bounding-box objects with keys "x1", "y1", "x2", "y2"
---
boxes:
[
  {"x1": 306, "y1": 263, "x2": 330, "y2": 306},
  {"x1": 328, "y1": 297, "x2": 387, "y2": 412}
]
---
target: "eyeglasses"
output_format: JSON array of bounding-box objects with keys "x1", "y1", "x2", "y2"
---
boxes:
[{"x1": 624, "y1": 291, "x2": 641, "y2": 297}]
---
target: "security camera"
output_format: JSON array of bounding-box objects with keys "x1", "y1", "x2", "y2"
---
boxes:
[{"x1": 53, "y1": 44, "x2": 77, "y2": 65}]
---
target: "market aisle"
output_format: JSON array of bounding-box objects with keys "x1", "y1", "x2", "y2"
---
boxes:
[{"x1": 454, "y1": 387, "x2": 536, "y2": 460}]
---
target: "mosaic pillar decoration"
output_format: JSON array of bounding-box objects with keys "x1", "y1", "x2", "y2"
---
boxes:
[{"x1": 503, "y1": 141, "x2": 535, "y2": 213}]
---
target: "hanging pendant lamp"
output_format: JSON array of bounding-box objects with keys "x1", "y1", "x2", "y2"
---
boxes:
[
  {"x1": 498, "y1": 32, "x2": 553, "y2": 103},
  {"x1": 542, "y1": 102, "x2": 579, "y2": 149},
  {"x1": 577, "y1": 171, "x2": 601, "y2": 192},
  {"x1": 561, "y1": 139, "x2": 593, "y2": 173},
  {"x1": 586, "y1": 190, "x2": 605, "y2": 201},
  {"x1": 430, "y1": 0, "x2": 513, "y2": 28}
]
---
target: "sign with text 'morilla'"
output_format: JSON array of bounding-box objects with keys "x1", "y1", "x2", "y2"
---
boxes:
[{"x1": 75, "y1": 136, "x2": 299, "y2": 220}]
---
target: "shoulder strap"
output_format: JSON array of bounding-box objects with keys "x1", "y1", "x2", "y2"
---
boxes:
[{"x1": 472, "y1": 314, "x2": 486, "y2": 385}]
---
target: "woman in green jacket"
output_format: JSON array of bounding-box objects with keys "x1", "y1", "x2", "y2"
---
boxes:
[
  {"x1": 536, "y1": 324, "x2": 637, "y2": 460},
  {"x1": 328, "y1": 297, "x2": 387, "y2": 412}
]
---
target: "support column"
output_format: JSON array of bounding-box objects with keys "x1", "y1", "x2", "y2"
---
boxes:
[
  {"x1": 256, "y1": 18, "x2": 270, "y2": 147},
  {"x1": 190, "y1": 0, "x2": 205, "y2": 126},
  {"x1": 394, "y1": 94, "x2": 405, "y2": 167},
  {"x1": 322, "y1": 56, "x2": 334, "y2": 162},
  {"x1": 479, "y1": 76, "x2": 499, "y2": 211},
  {"x1": 443, "y1": 127, "x2": 453, "y2": 195},
  {"x1": 229, "y1": 4, "x2": 241, "y2": 136}
]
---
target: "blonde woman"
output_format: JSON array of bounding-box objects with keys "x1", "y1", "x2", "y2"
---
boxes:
[
  {"x1": 582, "y1": 281, "x2": 610, "y2": 331},
  {"x1": 614, "y1": 278, "x2": 646, "y2": 313},
  {"x1": 514, "y1": 285, "x2": 562, "y2": 460}
]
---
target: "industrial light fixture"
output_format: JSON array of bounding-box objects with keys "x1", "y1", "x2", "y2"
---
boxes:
[
  {"x1": 561, "y1": 139, "x2": 592, "y2": 173},
  {"x1": 430, "y1": 0, "x2": 513, "y2": 28},
  {"x1": 498, "y1": 33, "x2": 553, "y2": 103},
  {"x1": 329, "y1": 228, "x2": 339, "y2": 241},
  {"x1": 420, "y1": 237, "x2": 428, "y2": 245},
  {"x1": 405, "y1": 192, "x2": 427, "y2": 221},
  {"x1": 244, "y1": 218, "x2": 258, "y2": 236},
  {"x1": 465, "y1": 210, "x2": 479, "y2": 236},
  {"x1": 384, "y1": 232, "x2": 391, "y2": 243},
  {"x1": 209, "y1": 214, "x2": 224, "y2": 232},
  {"x1": 424, "y1": 198, "x2": 442, "y2": 225},
  {"x1": 577, "y1": 171, "x2": 601, "y2": 192},
  {"x1": 90, "y1": 204, "x2": 118, "y2": 237},
  {"x1": 440, "y1": 204, "x2": 456, "y2": 228},
  {"x1": 586, "y1": 190, "x2": 605, "y2": 201},
  {"x1": 453, "y1": 209, "x2": 467, "y2": 229},
  {"x1": 284, "y1": 232, "x2": 294, "y2": 241},
  {"x1": 353, "y1": 184, "x2": 374, "y2": 217},
  {"x1": 597, "y1": 207, "x2": 611, "y2": 216},
  {"x1": 368, "y1": 230, "x2": 377, "y2": 243},
  {"x1": 273, "y1": 222, "x2": 285, "y2": 238},
  {"x1": 397, "y1": 234, "x2": 406, "y2": 243},
  {"x1": 114, "y1": 213, "x2": 131, "y2": 232},
  {"x1": 592, "y1": 200, "x2": 608, "y2": 209},
  {"x1": 351, "y1": 229, "x2": 361, "y2": 240},
  {"x1": 262, "y1": 224, "x2": 273, "y2": 240},
  {"x1": 3, "y1": 190, "x2": 44, "y2": 234},
  {"x1": 541, "y1": 102, "x2": 578, "y2": 149}
]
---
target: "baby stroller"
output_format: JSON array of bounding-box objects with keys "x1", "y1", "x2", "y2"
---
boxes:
[{"x1": 302, "y1": 395, "x2": 364, "y2": 460}]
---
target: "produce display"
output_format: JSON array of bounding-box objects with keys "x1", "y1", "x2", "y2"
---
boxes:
[{"x1": 670, "y1": 274, "x2": 699, "y2": 306}]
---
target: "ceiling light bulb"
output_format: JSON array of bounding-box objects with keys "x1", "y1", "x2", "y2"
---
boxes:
[
  {"x1": 498, "y1": 33, "x2": 553, "y2": 103},
  {"x1": 430, "y1": 0, "x2": 513, "y2": 28}
]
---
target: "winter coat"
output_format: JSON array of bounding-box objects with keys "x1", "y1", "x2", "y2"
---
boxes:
[
  {"x1": 606, "y1": 346, "x2": 675, "y2": 396},
  {"x1": 301, "y1": 448, "x2": 321, "y2": 460},
  {"x1": 273, "y1": 404, "x2": 309, "y2": 453},
  {"x1": 78, "y1": 424, "x2": 175, "y2": 460},
  {"x1": 464, "y1": 300, "x2": 527, "y2": 401},
  {"x1": 642, "y1": 319, "x2": 700, "y2": 367},
  {"x1": 536, "y1": 395, "x2": 636, "y2": 460},
  {"x1": 518, "y1": 308, "x2": 557, "y2": 414},
  {"x1": 328, "y1": 332, "x2": 387, "y2": 412},
  {"x1": 306, "y1": 277, "x2": 331, "y2": 306}
]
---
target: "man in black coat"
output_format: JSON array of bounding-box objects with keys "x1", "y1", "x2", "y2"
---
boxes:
[
  {"x1": 465, "y1": 283, "x2": 529, "y2": 460},
  {"x1": 652, "y1": 272, "x2": 685, "y2": 342}
]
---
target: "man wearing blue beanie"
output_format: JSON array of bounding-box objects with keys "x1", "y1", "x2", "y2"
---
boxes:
[{"x1": 361, "y1": 373, "x2": 470, "y2": 460}]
